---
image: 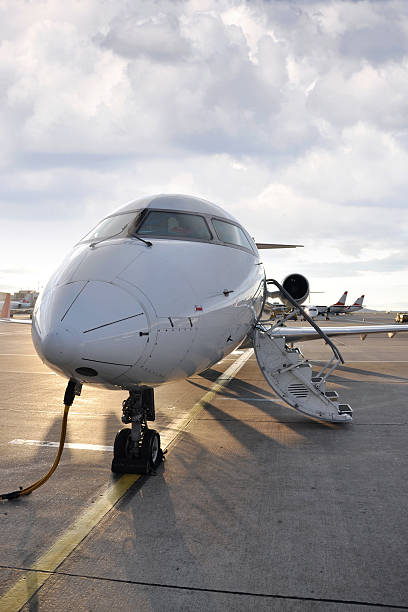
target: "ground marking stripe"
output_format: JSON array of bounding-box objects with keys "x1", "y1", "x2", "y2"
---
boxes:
[
  {"x1": 0, "y1": 354, "x2": 38, "y2": 357},
  {"x1": 9, "y1": 440, "x2": 113, "y2": 452},
  {"x1": 2, "y1": 410, "x2": 115, "y2": 418},
  {"x1": 0, "y1": 371, "x2": 56, "y2": 375},
  {"x1": 0, "y1": 348, "x2": 253, "y2": 612},
  {"x1": 164, "y1": 349, "x2": 253, "y2": 455},
  {"x1": 1, "y1": 566, "x2": 407, "y2": 610}
]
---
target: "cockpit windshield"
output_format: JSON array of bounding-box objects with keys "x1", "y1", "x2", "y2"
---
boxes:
[
  {"x1": 136, "y1": 211, "x2": 212, "y2": 241},
  {"x1": 79, "y1": 211, "x2": 142, "y2": 244}
]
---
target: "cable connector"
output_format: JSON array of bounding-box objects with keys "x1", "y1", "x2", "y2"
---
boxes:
[
  {"x1": 63, "y1": 379, "x2": 82, "y2": 406},
  {"x1": 0, "y1": 487, "x2": 24, "y2": 501},
  {"x1": 1, "y1": 384, "x2": 74, "y2": 501}
]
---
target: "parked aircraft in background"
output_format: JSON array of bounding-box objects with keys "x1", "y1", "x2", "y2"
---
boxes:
[
  {"x1": 0, "y1": 292, "x2": 35, "y2": 317},
  {"x1": 0, "y1": 294, "x2": 11, "y2": 318},
  {"x1": 327, "y1": 291, "x2": 348, "y2": 315},
  {"x1": 325, "y1": 293, "x2": 365, "y2": 318},
  {"x1": 302, "y1": 291, "x2": 348, "y2": 320},
  {"x1": 1, "y1": 194, "x2": 407, "y2": 476},
  {"x1": 345, "y1": 295, "x2": 365, "y2": 313},
  {"x1": 303, "y1": 304, "x2": 320, "y2": 319},
  {"x1": 0, "y1": 294, "x2": 30, "y2": 309},
  {"x1": 268, "y1": 291, "x2": 363, "y2": 321}
]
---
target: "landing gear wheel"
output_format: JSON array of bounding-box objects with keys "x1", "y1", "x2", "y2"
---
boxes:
[
  {"x1": 113, "y1": 428, "x2": 131, "y2": 459},
  {"x1": 111, "y1": 427, "x2": 162, "y2": 474},
  {"x1": 111, "y1": 427, "x2": 148, "y2": 474},
  {"x1": 141, "y1": 429, "x2": 163, "y2": 470}
]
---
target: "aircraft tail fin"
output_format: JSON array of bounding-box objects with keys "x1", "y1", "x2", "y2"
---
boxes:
[
  {"x1": 332, "y1": 291, "x2": 348, "y2": 307},
  {"x1": 0, "y1": 293, "x2": 11, "y2": 318},
  {"x1": 352, "y1": 295, "x2": 365, "y2": 307}
]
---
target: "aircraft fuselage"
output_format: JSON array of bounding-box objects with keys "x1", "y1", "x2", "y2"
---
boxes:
[{"x1": 32, "y1": 195, "x2": 265, "y2": 389}]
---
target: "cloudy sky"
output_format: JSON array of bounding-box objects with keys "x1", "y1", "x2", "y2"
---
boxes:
[{"x1": 1, "y1": 0, "x2": 407, "y2": 309}]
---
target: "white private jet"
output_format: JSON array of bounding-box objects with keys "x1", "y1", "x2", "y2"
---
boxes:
[
  {"x1": 2, "y1": 194, "x2": 408, "y2": 479},
  {"x1": 0, "y1": 293, "x2": 33, "y2": 314},
  {"x1": 325, "y1": 293, "x2": 365, "y2": 318},
  {"x1": 300, "y1": 292, "x2": 349, "y2": 320},
  {"x1": 328, "y1": 291, "x2": 348, "y2": 314}
]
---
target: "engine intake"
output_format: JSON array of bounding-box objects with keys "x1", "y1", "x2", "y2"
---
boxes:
[{"x1": 281, "y1": 273, "x2": 309, "y2": 305}]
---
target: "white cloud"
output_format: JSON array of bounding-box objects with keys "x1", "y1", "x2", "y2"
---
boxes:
[
  {"x1": 0, "y1": 0, "x2": 408, "y2": 308},
  {"x1": 279, "y1": 123, "x2": 408, "y2": 208}
]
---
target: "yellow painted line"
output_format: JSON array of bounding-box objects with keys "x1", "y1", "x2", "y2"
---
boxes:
[
  {"x1": 0, "y1": 474, "x2": 139, "y2": 612},
  {"x1": 0, "y1": 349, "x2": 253, "y2": 612},
  {"x1": 165, "y1": 349, "x2": 253, "y2": 455}
]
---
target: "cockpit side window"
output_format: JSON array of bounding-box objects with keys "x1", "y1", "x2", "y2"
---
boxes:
[
  {"x1": 136, "y1": 211, "x2": 212, "y2": 241},
  {"x1": 79, "y1": 211, "x2": 142, "y2": 244},
  {"x1": 211, "y1": 218, "x2": 252, "y2": 250}
]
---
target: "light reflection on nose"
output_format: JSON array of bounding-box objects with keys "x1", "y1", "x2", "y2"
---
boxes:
[
  {"x1": 39, "y1": 328, "x2": 78, "y2": 367},
  {"x1": 32, "y1": 280, "x2": 151, "y2": 384}
]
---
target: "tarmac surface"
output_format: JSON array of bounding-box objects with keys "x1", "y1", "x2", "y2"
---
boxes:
[{"x1": 0, "y1": 312, "x2": 408, "y2": 611}]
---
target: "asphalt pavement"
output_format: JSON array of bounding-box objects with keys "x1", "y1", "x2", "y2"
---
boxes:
[{"x1": 1, "y1": 312, "x2": 408, "y2": 611}]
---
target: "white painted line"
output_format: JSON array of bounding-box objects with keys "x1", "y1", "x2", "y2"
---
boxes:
[
  {"x1": 0, "y1": 333, "x2": 22, "y2": 336},
  {"x1": 2, "y1": 409, "x2": 114, "y2": 418},
  {"x1": 0, "y1": 354, "x2": 37, "y2": 357},
  {"x1": 0, "y1": 370, "x2": 56, "y2": 375},
  {"x1": 9, "y1": 439, "x2": 113, "y2": 452},
  {"x1": 231, "y1": 350, "x2": 244, "y2": 354},
  {"x1": 218, "y1": 357, "x2": 256, "y2": 363},
  {"x1": 7, "y1": 351, "x2": 255, "y2": 456}
]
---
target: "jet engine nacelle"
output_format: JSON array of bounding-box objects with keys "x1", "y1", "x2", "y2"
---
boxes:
[
  {"x1": 265, "y1": 273, "x2": 309, "y2": 307},
  {"x1": 281, "y1": 273, "x2": 309, "y2": 306},
  {"x1": 266, "y1": 273, "x2": 309, "y2": 306}
]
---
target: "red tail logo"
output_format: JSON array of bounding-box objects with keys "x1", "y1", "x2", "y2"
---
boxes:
[{"x1": 0, "y1": 293, "x2": 11, "y2": 318}]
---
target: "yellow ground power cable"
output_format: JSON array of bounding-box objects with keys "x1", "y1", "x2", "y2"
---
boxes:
[{"x1": 0, "y1": 380, "x2": 78, "y2": 501}]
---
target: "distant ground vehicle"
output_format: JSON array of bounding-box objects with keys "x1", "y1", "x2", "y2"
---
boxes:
[{"x1": 395, "y1": 312, "x2": 408, "y2": 323}]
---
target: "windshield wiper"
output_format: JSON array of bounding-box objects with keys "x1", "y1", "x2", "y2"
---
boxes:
[
  {"x1": 133, "y1": 234, "x2": 152, "y2": 247},
  {"x1": 90, "y1": 224, "x2": 152, "y2": 248}
]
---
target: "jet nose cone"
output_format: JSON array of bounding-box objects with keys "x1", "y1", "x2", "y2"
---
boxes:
[
  {"x1": 40, "y1": 328, "x2": 78, "y2": 367},
  {"x1": 33, "y1": 280, "x2": 151, "y2": 385},
  {"x1": 32, "y1": 281, "x2": 87, "y2": 374}
]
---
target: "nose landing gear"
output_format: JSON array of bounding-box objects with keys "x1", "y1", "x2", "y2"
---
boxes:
[{"x1": 111, "y1": 387, "x2": 163, "y2": 474}]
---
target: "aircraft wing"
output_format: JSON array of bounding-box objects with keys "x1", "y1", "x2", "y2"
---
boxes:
[{"x1": 268, "y1": 324, "x2": 408, "y2": 343}]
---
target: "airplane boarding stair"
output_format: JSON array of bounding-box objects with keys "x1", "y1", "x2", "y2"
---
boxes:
[{"x1": 252, "y1": 279, "x2": 353, "y2": 423}]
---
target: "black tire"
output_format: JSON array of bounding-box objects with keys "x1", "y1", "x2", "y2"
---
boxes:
[
  {"x1": 141, "y1": 429, "x2": 162, "y2": 469},
  {"x1": 113, "y1": 428, "x2": 131, "y2": 459}
]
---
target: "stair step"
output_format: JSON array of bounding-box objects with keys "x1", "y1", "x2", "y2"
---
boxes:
[
  {"x1": 338, "y1": 404, "x2": 353, "y2": 416},
  {"x1": 325, "y1": 391, "x2": 339, "y2": 399},
  {"x1": 253, "y1": 330, "x2": 353, "y2": 423}
]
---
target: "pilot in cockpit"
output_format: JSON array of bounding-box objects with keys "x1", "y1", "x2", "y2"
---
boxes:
[{"x1": 167, "y1": 216, "x2": 191, "y2": 236}]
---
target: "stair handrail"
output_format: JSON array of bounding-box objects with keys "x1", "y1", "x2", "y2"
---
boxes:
[{"x1": 256, "y1": 278, "x2": 344, "y2": 365}]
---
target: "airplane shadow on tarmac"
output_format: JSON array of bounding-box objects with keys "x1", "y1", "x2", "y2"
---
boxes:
[
  {"x1": 187, "y1": 369, "x2": 336, "y2": 454},
  {"x1": 320, "y1": 364, "x2": 408, "y2": 383},
  {"x1": 7, "y1": 414, "x2": 75, "y2": 612},
  {"x1": 190, "y1": 367, "x2": 333, "y2": 427},
  {"x1": 114, "y1": 432, "x2": 272, "y2": 611},
  {"x1": 109, "y1": 367, "x2": 355, "y2": 611}
]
